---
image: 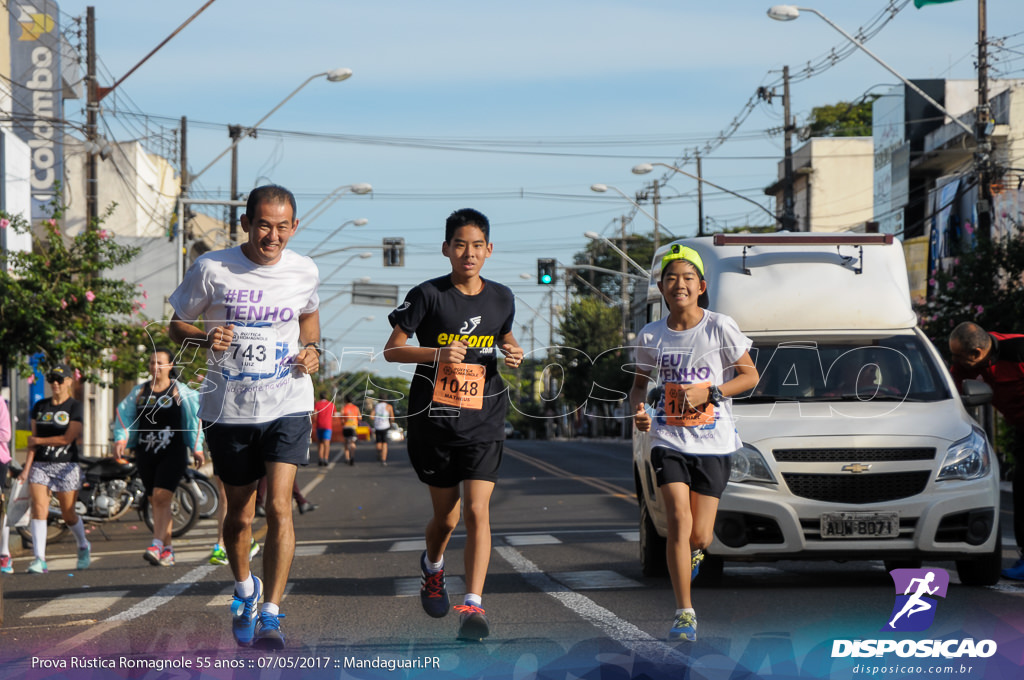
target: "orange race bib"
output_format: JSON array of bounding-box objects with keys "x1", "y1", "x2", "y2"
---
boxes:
[
  {"x1": 433, "y1": 363, "x2": 486, "y2": 410},
  {"x1": 664, "y1": 381, "x2": 715, "y2": 427}
]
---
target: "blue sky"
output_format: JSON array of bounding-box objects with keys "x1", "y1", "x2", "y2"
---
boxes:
[{"x1": 53, "y1": 0, "x2": 1022, "y2": 378}]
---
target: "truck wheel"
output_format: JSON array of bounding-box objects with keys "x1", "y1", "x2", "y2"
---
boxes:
[
  {"x1": 956, "y1": 533, "x2": 1002, "y2": 586},
  {"x1": 640, "y1": 499, "x2": 667, "y2": 577}
]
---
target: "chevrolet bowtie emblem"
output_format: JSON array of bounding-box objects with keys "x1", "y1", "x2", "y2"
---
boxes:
[{"x1": 842, "y1": 463, "x2": 872, "y2": 474}]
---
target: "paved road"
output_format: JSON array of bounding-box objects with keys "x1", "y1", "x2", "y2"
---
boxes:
[{"x1": 1, "y1": 439, "x2": 1022, "y2": 679}]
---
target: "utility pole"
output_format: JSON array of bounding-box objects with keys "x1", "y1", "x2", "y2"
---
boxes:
[
  {"x1": 228, "y1": 125, "x2": 243, "y2": 242},
  {"x1": 975, "y1": 0, "x2": 992, "y2": 241},
  {"x1": 651, "y1": 180, "x2": 661, "y2": 250},
  {"x1": 620, "y1": 215, "x2": 629, "y2": 336},
  {"x1": 782, "y1": 65, "x2": 797, "y2": 232},
  {"x1": 696, "y1": 152, "x2": 705, "y2": 236},
  {"x1": 179, "y1": 116, "x2": 188, "y2": 251},
  {"x1": 86, "y1": 6, "x2": 98, "y2": 227}
]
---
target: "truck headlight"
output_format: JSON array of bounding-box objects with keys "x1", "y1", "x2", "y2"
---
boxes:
[
  {"x1": 937, "y1": 427, "x2": 992, "y2": 481},
  {"x1": 730, "y1": 445, "x2": 777, "y2": 484}
]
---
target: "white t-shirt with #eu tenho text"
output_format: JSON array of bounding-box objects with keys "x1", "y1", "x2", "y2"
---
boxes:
[
  {"x1": 169, "y1": 246, "x2": 319, "y2": 425},
  {"x1": 634, "y1": 310, "x2": 752, "y2": 456}
]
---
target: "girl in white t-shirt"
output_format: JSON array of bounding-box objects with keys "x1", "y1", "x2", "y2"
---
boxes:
[{"x1": 631, "y1": 244, "x2": 759, "y2": 643}]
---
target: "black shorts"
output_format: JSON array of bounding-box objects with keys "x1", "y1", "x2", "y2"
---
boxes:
[
  {"x1": 374, "y1": 428, "x2": 389, "y2": 443},
  {"x1": 136, "y1": 449, "x2": 188, "y2": 495},
  {"x1": 651, "y1": 446, "x2": 732, "y2": 498},
  {"x1": 342, "y1": 427, "x2": 357, "y2": 440},
  {"x1": 206, "y1": 413, "x2": 311, "y2": 487},
  {"x1": 406, "y1": 439, "x2": 503, "y2": 488}
]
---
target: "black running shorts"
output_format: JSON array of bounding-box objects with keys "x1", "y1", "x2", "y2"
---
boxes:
[
  {"x1": 136, "y1": 449, "x2": 188, "y2": 495},
  {"x1": 406, "y1": 439, "x2": 503, "y2": 488},
  {"x1": 650, "y1": 446, "x2": 731, "y2": 498},
  {"x1": 206, "y1": 413, "x2": 311, "y2": 487}
]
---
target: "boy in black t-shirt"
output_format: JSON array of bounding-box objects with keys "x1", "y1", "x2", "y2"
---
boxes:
[{"x1": 385, "y1": 208, "x2": 523, "y2": 640}]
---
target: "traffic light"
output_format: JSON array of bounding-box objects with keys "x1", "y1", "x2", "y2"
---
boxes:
[
  {"x1": 383, "y1": 237, "x2": 405, "y2": 267},
  {"x1": 537, "y1": 258, "x2": 556, "y2": 285}
]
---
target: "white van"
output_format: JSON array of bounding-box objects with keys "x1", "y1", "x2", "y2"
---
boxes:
[{"x1": 632, "y1": 233, "x2": 1001, "y2": 585}]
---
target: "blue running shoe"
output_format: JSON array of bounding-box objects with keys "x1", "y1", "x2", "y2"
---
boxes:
[
  {"x1": 231, "y1": 576, "x2": 262, "y2": 646},
  {"x1": 254, "y1": 611, "x2": 286, "y2": 650},
  {"x1": 1002, "y1": 558, "x2": 1024, "y2": 581},
  {"x1": 77, "y1": 544, "x2": 91, "y2": 570},
  {"x1": 669, "y1": 611, "x2": 697, "y2": 642},
  {"x1": 27, "y1": 558, "x2": 48, "y2": 574},
  {"x1": 419, "y1": 551, "x2": 450, "y2": 618},
  {"x1": 691, "y1": 549, "x2": 704, "y2": 582},
  {"x1": 0, "y1": 555, "x2": 12, "y2": 574}
]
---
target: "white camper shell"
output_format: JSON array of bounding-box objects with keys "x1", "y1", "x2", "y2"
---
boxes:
[{"x1": 633, "y1": 233, "x2": 1001, "y2": 585}]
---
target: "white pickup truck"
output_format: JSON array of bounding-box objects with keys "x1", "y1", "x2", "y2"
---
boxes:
[{"x1": 632, "y1": 233, "x2": 1001, "y2": 585}]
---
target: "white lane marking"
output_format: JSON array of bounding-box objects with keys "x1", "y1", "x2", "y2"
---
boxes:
[
  {"x1": 48, "y1": 564, "x2": 218, "y2": 656},
  {"x1": 389, "y1": 539, "x2": 427, "y2": 552},
  {"x1": 549, "y1": 570, "x2": 643, "y2": 590},
  {"x1": 25, "y1": 591, "x2": 130, "y2": 618},
  {"x1": 505, "y1": 534, "x2": 561, "y2": 546},
  {"x1": 617, "y1": 531, "x2": 640, "y2": 542},
  {"x1": 295, "y1": 544, "x2": 327, "y2": 557},
  {"x1": 495, "y1": 546, "x2": 692, "y2": 667},
  {"x1": 395, "y1": 575, "x2": 466, "y2": 597}
]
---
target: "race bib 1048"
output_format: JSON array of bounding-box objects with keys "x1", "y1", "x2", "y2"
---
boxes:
[
  {"x1": 432, "y1": 363, "x2": 485, "y2": 410},
  {"x1": 664, "y1": 381, "x2": 715, "y2": 427}
]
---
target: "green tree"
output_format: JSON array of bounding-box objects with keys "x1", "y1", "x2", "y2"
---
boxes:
[
  {"x1": 805, "y1": 98, "x2": 876, "y2": 138},
  {"x1": 0, "y1": 202, "x2": 151, "y2": 384},
  {"x1": 557, "y1": 298, "x2": 630, "y2": 412},
  {"x1": 917, "y1": 230, "x2": 1024, "y2": 351}
]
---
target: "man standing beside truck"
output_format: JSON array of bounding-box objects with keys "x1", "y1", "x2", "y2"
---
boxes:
[{"x1": 948, "y1": 321, "x2": 1024, "y2": 580}]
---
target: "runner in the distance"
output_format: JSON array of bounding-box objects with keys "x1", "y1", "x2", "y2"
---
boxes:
[
  {"x1": 168, "y1": 184, "x2": 320, "y2": 650},
  {"x1": 312, "y1": 392, "x2": 335, "y2": 467},
  {"x1": 340, "y1": 396, "x2": 359, "y2": 465},
  {"x1": 372, "y1": 396, "x2": 395, "y2": 466},
  {"x1": 384, "y1": 207, "x2": 523, "y2": 640}
]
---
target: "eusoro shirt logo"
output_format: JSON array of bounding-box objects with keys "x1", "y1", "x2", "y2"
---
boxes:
[
  {"x1": 53, "y1": 411, "x2": 70, "y2": 426},
  {"x1": 884, "y1": 568, "x2": 948, "y2": 632}
]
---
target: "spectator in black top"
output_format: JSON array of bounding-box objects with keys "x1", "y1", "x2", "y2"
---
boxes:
[{"x1": 19, "y1": 363, "x2": 91, "y2": 573}]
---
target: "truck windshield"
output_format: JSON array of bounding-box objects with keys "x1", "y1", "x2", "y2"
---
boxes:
[{"x1": 740, "y1": 335, "x2": 951, "y2": 403}]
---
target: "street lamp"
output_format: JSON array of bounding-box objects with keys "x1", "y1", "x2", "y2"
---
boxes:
[
  {"x1": 300, "y1": 182, "x2": 373, "y2": 226},
  {"x1": 632, "y1": 163, "x2": 780, "y2": 228},
  {"x1": 306, "y1": 217, "x2": 369, "y2": 256},
  {"x1": 189, "y1": 68, "x2": 354, "y2": 184},
  {"x1": 321, "y1": 251, "x2": 373, "y2": 284},
  {"x1": 766, "y1": 5, "x2": 973, "y2": 137},
  {"x1": 583, "y1": 231, "x2": 650, "y2": 277},
  {"x1": 334, "y1": 315, "x2": 376, "y2": 342},
  {"x1": 589, "y1": 184, "x2": 676, "y2": 240}
]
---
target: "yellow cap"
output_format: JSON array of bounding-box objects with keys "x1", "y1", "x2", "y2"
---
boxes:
[{"x1": 661, "y1": 244, "x2": 704, "y2": 277}]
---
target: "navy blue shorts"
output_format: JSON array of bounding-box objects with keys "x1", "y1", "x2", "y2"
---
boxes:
[
  {"x1": 650, "y1": 446, "x2": 731, "y2": 498},
  {"x1": 206, "y1": 413, "x2": 311, "y2": 487},
  {"x1": 406, "y1": 439, "x2": 503, "y2": 488}
]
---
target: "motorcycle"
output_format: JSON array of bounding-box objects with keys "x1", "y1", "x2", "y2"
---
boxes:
[{"x1": 15, "y1": 457, "x2": 200, "y2": 546}]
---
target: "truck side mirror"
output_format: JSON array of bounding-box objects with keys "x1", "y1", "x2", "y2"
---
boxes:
[{"x1": 960, "y1": 379, "x2": 993, "y2": 407}]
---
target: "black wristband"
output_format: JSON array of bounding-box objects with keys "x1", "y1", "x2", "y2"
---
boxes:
[
  {"x1": 707, "y1": 384, "x2": 724, "y2": 405},
  {"x1": 303, "y1": 342, "x2": 323, "y2": 357}
]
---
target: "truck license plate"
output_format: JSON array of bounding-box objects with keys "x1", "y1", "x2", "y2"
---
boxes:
[{"x1": 820, "y1": 512, "x2": 899, "y2": 539}]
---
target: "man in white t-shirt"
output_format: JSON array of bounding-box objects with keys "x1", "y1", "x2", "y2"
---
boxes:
[{"x1": 169, "y1": 184, "x2": 321, "y2": 650}]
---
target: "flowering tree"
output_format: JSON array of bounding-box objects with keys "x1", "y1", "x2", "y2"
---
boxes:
[
  {"x1": 0, "y1": 200, "x2": 152, "y2": 385},
  {"x1": 917, "y1": 227, "x2": 1024, "y2": 352}
]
